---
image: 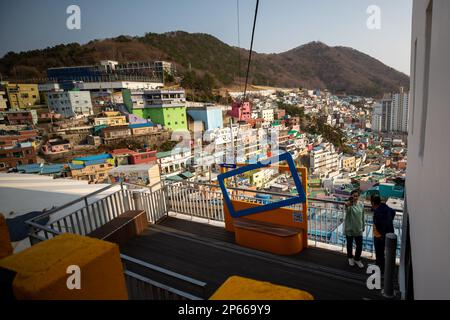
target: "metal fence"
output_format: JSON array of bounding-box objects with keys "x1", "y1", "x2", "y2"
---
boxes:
[
  {"x1": 121, "y1": 254, "x2": 205, "y2": 300},
  {"x1": 164, "y1": 181, "x2": 403, "y2": 257},
  {"x1": 24, "y1": 185, "x2": 204, "y2": 301},
  {"x1": 26, "y1": 182, "x2": 168, "y2": 244},
  {"x1": 307, "y1": 200, "x2": 403, "y2": 257},
  {"x1": 133, "y1": 186, "x2": 169, "y2": 223},
  {"x1": 26, "y1": 180, "x2": 404, "y2": 258},
  {"x1": 166, "y1": 183, "x2": 224, "y2": 221}
]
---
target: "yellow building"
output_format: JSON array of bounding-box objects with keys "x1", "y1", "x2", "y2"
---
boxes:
[
  {"x1": 4, "y1": 83, "x2": 40, "y2": 110},
  {"x1": 70, "y1": 161, "x2": 114, "y2": 183},
  {"x1": 94, "y1": 111, "x2": 128, "y2": 127},
  {"x1": 0, "y1": 90, "x2": 7, "y2": 111},
  {"x1": 94, "y1": 115, "x2": 128, "y2": 127},
  {"x1": 245, "y1": 168, "x2": 275, "y2": 188},
  {"x1": 342, "y1": 156, "x2": 356, "y2": 172}
]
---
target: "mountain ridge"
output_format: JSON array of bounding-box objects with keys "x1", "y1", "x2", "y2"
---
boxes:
[{"x1": 0, "y1": 31, "x2": 410, "y2": 97}]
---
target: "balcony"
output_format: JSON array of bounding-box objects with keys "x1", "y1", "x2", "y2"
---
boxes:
[{"x1": 25, "y1": 181, "x2": 403, "y2": 300}]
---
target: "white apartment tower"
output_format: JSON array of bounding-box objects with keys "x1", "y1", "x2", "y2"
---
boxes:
[
  {"x1": 371, "y1": 103, "x2": 383, "y2": 132},
  {"x1": 380, "y1": 89, "x2": 409, "y2": 133},
  {"x1": 392, "y1": 87, "x2": 409, "y2": 133}
]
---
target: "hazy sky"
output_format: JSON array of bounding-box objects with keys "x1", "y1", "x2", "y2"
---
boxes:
[{"x1": 0, "y1": 0, "x2": 412, "y2": 74}]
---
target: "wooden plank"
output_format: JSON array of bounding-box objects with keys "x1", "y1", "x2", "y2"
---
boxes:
[
  {"x1": 88, "y1": 210, "x2": 147, "y2": 246},
  {"x1": 121, "y1": 217, "x2": 382, "y2": 300}
]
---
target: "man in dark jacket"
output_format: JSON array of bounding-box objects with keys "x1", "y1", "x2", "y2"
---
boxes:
[{"x1": 371, "y1": 195, "x2": 396, "y2": 271}]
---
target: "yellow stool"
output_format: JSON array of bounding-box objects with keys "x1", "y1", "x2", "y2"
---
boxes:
[
  {"x1": 210, "y1": 276, "x2": 314, "y2": 300},
  {"x1": 0, "y1": 233, "x2": 128, "y2": 300}
]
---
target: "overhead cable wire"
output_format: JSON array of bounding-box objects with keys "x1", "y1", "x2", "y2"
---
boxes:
[{"x1": 243, "y1": 0, "x2": 260, "y2": 101}]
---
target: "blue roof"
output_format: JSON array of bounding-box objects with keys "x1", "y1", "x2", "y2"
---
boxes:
[
  {"x1": 69, "y1": 163, "x2": 84, "y2": 170},
  {"x1": 129, "y1": 122, "x2": 154, "y2": 129},
  {"x1": 74, "y1": 154, "x2": 112, "y2": 162},
  {"x1": 16, "y1": 163, "x2": 67, "y2": 174},
  {"x1": 84, "y1": 159, "x2": 108, "y2": 166},
  {"x1": 41, "y1": 164, "x2": 65, "y2": 174},
  {"x1": 16, "y1": 164, "x2": 42, "y2": 174}
]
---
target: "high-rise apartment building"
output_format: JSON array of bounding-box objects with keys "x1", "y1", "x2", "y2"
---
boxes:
[
  {"x1": 392, "y1": 88, "x2": 409, "y2": 133},
  {"x1": 371, "y1": 103, "x2": 383, "y2": 132},
  {"x1": 379, "y1": 88, "x2": 409, "y2": 133}
]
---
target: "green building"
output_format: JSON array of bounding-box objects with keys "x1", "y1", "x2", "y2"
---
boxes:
[{"x1": 123, "y1": 89, "x2": 188, "y2": 131}]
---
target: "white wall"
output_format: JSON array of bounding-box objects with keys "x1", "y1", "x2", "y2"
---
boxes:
[
  {"x1": 406, "y1": 0, "x2": 450, "y2": 300},
  {"x1": 75, "y1": 81, "x2": 163, "y2": 91}
]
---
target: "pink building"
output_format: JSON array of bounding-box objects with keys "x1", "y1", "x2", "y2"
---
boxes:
[
  {"x1": 41, "y1": 139, "x2": 71, "y2": 155},
  {"x1": 228, "y1": 102, "x2": 252, "y2": 121}
]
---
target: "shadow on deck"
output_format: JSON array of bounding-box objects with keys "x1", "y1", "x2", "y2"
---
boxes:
[{"x1": 121, "y1": 216, "x2": 387, "y2": 300}]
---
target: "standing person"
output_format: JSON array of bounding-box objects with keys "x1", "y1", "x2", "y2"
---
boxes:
[
  {"x1": 344, "y1": 190, "x2": 365, "y2": 268},
  {"x1": 371, "y1": 195, "x2": 396, "y2": 272}
]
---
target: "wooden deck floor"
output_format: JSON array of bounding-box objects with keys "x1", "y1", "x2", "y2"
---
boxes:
[{"x1": 121, "y1": 216, "x2": 386, "y2": 300}]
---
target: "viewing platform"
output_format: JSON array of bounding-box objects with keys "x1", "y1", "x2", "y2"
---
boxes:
[{"x1": 16, "y1": 180, "x2": 402, "y2": 300}]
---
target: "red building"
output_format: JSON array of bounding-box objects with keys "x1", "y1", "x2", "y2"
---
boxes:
[
  {"x1": 0, "y1": 142, "x2": 37, "y2": 171},
  {"x1": 111, "y1": 148, "x2": 157, "y2": 166},
  {"x1": 4, "y1": 110, "x2": 38, "y2": 125},
  {"x1": 228, "y1": 102, "x2": 252, "y2": 121},
  {"x1": 129, "y1": 149, "x2": 157, "y2": 165},
  {"x1": 275, "y1": 109, "x2": 286, "y2": 120},
  {"x1": 0, "y1": 129, "x2": 38, "y2": 148}
]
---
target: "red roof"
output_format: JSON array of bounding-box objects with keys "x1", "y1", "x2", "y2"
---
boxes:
[{"x1": 111, "y1": 148, "x2": 137, "y2": 156}]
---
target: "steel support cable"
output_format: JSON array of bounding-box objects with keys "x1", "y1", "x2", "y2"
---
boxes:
[{"x1": 243, "y1": 0, "x2": 260, "y2": 101}]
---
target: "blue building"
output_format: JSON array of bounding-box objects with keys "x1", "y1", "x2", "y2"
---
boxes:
[
  {"x1": 363, "y1": 183, "x2": 405, "y2": 200},
  {"x1": 47, "y1": 66, "x2": 105, "y2": 83},
  {"x1": 187, "y1": 105, "x2": 223, "y2": 131}
]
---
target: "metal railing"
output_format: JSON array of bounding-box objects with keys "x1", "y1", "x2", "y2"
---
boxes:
[
  {"x1": 121, "y1": 254, "x2": 205, "y2": 300},
  {"x1": 26, "y1": 182, "x2": 168, "y2": 244},
  {"x1": 26, "y1": 179, "x2": 404, "y2": 258},
  {"x1": 164, "y1": 181, "x2": 403, "y2": 257},
  {"x1": 307, "y1": 200, "x2": 403, "y2": 258},
  {"x1": 24, "y1": 183, "x2": 203, "y2": 301},
  {"x1": 166, "y1": 183, "x2": 225, "y2": 221}
]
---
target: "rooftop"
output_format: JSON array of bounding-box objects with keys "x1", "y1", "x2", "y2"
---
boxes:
[
  {"x1": 129, "y1": 122, "x2": 155, "y2": 129},
  {"x1": 121, "y1": 216, "x2": 384, "y2": 300},
  {"x1": 73, "y1": 154, "x2": 112, "y2": 162},
  {"x1": 47, "y1": 139, "x2": 70, "y2": 146}
]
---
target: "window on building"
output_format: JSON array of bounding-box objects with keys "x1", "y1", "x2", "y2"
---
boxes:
[
  {"x1": 420, "y1": 1, "x2": 433, "y2": 160},
  {"x1": 411, "y1": 38, "x2": 418, "y2": 135}
]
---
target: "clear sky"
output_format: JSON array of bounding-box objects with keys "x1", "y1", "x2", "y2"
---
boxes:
[{"x1": 0, "y1": 0, "x2": 412, "y2": 74}]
